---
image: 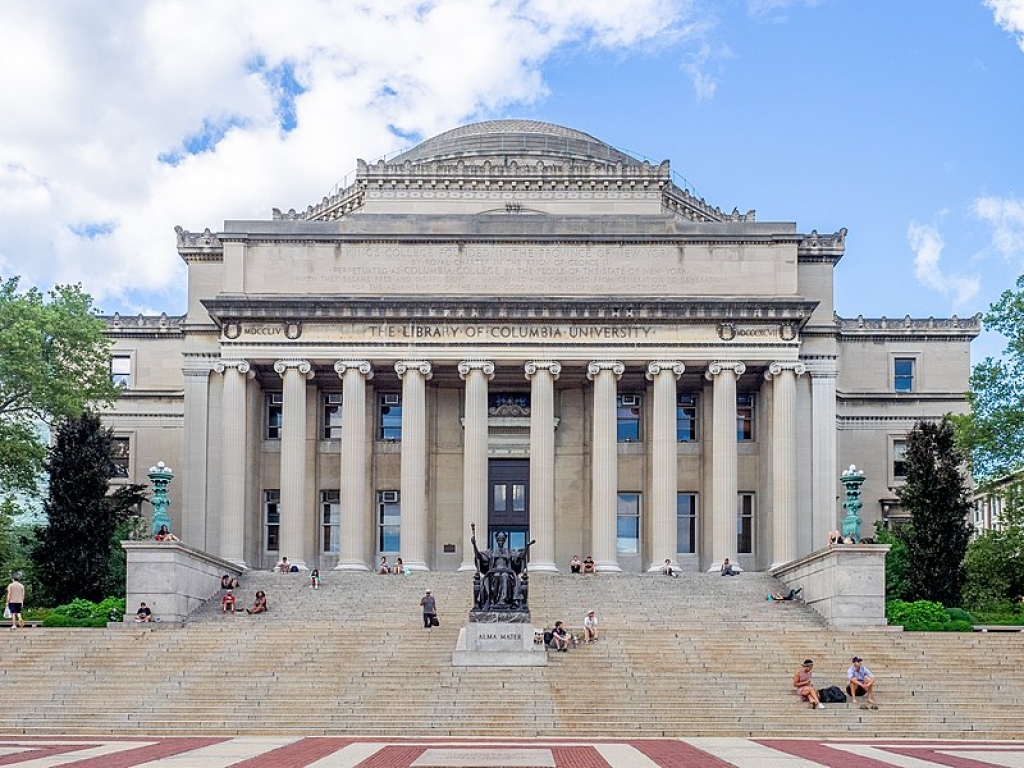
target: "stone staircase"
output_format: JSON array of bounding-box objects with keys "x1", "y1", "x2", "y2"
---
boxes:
[{"x1": 2, "y1": 569, "x2": 1023, "y2": 737}]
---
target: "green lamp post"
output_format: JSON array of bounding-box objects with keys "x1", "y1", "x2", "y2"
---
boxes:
[
  {"x1": 840, "y1": 464, "x2": 865, "y2": 543},
  {"x1": 147, "y1": 461, "x2": 175, "y2": 537}
]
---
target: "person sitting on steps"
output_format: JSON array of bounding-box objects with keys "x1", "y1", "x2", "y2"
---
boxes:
[
  {"x1": 583, "y1": 611, "x2": 599, "y2": 643},
  {"x1": 570, "y1": 555, "x2": 582, "y2": 574},
  {"x1": 720, "y1": 558, "x2": 739, "y2": 576},
  {"x1": 392, "y1": 557, "x2": 405, "y2": 575},
  {"x1": 246, "y1": 590, "x2": 268, "y2": 614},
  {"x1": 550, "y1": 621, "x2": 570, "y2": 652},
  {"x1": 275, "y1": 557, "x2": 291, "y2": 573},
  {"x1": 662, "y1": 558, "x2": 679, "y2": 578},
  {"x1": 134, "y1": 602, "x2": 153, "y2": 623},
  {"x1": 582, "y1": 556, "x2": 596, "y2": 575},
  {"x1": 793, "y1": 659, "x2": 825, "y2": 710},
  {"x1": 221, "y1": 590, "x2": 236, "y2": 614},
  {"x1": 155, "y1": 524, "x2": 180, "y2": 542},
  {"x1": 847, "y1": 656, "x2": 879, "y2": 709},
  {"x1": 769, "y1": 587, "x2": 803, "y2": 601},
  {"x1": 378, "y1": 556, "x2": 390, "y2": 575}
]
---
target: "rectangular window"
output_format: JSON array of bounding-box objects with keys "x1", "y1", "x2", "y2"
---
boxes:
[
  {"x1": 737, "y1": 493, "x2": 755, "y2": 554},
  {"x1": 617, "y1": 394, "x2": 642, "y2": 443},
  {"x1": 737, "y1": 393, "x2": 754, "y2": 442},
  {"x1": 321, "y1": 489, "x2": 340, "y2": 553},
  {"x1": 677, "y1": 393, "x2": 698, "y2": 442},
  {"x1": 378, "y1": 490, "x2": 400, "y2": 552},
  {"x1": 893, "y1": 439, "x2": 908, "y2": 480},
  {"x1": 266, "y1": 393, "x2": 283, "y2": 440},
  {"x1": 894, "y1": 358, "x2": 915, "y2": 392},
  {"x1": 323, "y1": 393, "x2": 342, "y2": 439},
  {"x1": 616, "y1": 492, "x2": 641, "y2": 554},
  {"x1": 110, "y1": 436, "x2": 130, "y2": 478},
  {"x1": 677, "y1": 492, "x2": 698, "y2": 554},
  {"x1": 111, "y1": 355, "x2": 132, "y2": 389},
  {"x1": 379, "y1": 393, "x2": 402, "y2": 440},
  {"x1": 264, "y1": 489, "x2": 280, "y2": 552},
  {"x1": 489, "y1": 393, "x2": 530, "y2": 415}
]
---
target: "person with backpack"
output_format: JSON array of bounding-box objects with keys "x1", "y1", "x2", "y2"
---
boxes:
[{"x1": 420, "y1": 589, "x2": 438, "y2": 629}]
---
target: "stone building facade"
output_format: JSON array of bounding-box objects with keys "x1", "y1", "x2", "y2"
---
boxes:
[{"x1": 104, "y1": 120, "x2": 979, "y2": 573}]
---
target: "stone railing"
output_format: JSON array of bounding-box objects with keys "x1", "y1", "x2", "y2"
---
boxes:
[
  {"x1": 770, "y1": 544, "x2": 891, "y2": 628},
  {"x1": 121, "y1": 541, "x2": 243, "y2": 624}
]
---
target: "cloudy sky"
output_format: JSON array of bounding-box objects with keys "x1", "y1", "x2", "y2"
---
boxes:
[{"x1": 1, "y1": 0, "x2": 1022, "y2": 359}]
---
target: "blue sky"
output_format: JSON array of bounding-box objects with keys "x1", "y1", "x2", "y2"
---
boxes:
[{"x1": 1, "y1": 0, "x2": 1021, "y2": 361}]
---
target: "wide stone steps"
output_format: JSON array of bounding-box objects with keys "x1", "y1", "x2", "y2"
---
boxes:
[{"x1": 2, "y1": 570, "x2": 1022, "y2": 736}]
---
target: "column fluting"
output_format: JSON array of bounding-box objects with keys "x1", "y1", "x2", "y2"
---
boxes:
[
  {"x1": 459, "y1": 360, "x2": 494, "y2": 571},
  {"x1": 588, "y1": 360, "x2": 624, "y2": 573},
  {"x1": 706, "y1": 361, "x2": 745, "y2": 570},
  {"x1": 646, "y1": 361, "x2": 684, "y2": 572},
  {"x1": 334, "y1": 360, "x2": 373, "y2": 571},
  {"x1": 214, "y1": 360, "x2": 251, "y2": 567},
  {"x1": 275, "y1": 359, "x2": 314, "y2": 571},
  {"x1": 526, "y1": 360, "x2": 561, "y2": 573},
  {"x1": 767, "y1": 361, "x2": 806, "y2": 568},
  {"x1": 395, "y1": 360, "x2": 432, "y2": 572}
]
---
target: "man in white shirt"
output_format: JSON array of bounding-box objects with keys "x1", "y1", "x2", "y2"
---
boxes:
[
  {"x1": 847, "y1": 656, "x2": 878, "y2": 709},
  {"x1": 583, "y1": 610, "x2": 599, "y2": 643}
]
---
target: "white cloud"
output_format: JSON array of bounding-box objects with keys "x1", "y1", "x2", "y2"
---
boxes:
[
  {"x1": 907, "y1": 221, "x2": 981, "y2": 308},
  {"x1": 974, "y1": 195, "x2": 1024, "y2": 262},
  {"x1": 0, "y1": 0, "x2": 699, "y2": 310},
  {"x1": 985, "y1": 0, "x2": 1024, "y2": 52}
]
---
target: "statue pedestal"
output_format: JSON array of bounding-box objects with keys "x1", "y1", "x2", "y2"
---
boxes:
[{"x1": 452, "y1": 614, "x2": 547, "y2": 667}]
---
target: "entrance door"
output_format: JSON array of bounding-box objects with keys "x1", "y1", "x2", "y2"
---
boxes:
[{"x1": 488, "y1": 459, "x2": 530, "y2": 550}]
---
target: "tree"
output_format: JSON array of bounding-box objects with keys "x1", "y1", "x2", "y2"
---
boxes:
[
  {"x1": 961, "y1": 478, "x2": 1024, "y2": 613},
  {"x1": 955, "y1": 275, "x2": 1024, "y2": 479},
  {"x1": 0, "y1": 277, "x2": 118, "y2": 497},
  {"x1": 31, "y1": 412, "x2": 146, "y2": 604},
  {"x1": 896, "y1": 417, "x2": 975, "y2": 606}
]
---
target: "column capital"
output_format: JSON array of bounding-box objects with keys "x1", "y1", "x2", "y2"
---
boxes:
[
  {"x1": 765, "y1": 361, "x2": 807, "y2": 380},
  {"x1": 801, "y1": 356, "x2": 839, "y2": 378},
  {"x1": 395, "y1": 360, "x2": 433, "y2": 380},
  {"x1": 646, "y1": 361, "x2": 685, "y2": 381},
  {"x1": 587, "y1": 360, "x2": 625, "y2": 381},
  {"x1": 705, "y1": 360, "x2": 746, "y2": 380},
  {"x1": 334, "y1": 360, "x2": 374, "y2": 380},
  {"x1": 274, "y1": 359, "x2": 315, "y2": 379},
  {"x1": 525, "y1": 360, "x2": 561, "y2": 380},
  {"x1": 458, "y1": 360, "x2": 495, "y2": 380},
  {"x1": 214, "y1": 359, "x2": 254, "y2": 378}
]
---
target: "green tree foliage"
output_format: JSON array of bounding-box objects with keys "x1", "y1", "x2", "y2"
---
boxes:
[
  {"x1": 955, "y1": 275, "x2": 1024, "y2": 479},
  {"x1": 962, "y1": 478, "x2": 1024, "y2": 614},
  {"x1": 873, "y1": 520, "x2": 912, "y2": 602},
  {"x1": 31, "y1": 412, "x2": 146, "y2": 604},
  {"x1": 0, "y1": 277, "x2": 118, "y2": 496},
  {"x1": 896, "y1": 417, "x2": 975, "y2": 606}
]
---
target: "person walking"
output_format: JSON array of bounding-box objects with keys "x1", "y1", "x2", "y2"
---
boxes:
[
  {"x1": 420, "y1": 589, "x2": 437, "y2": 629},
  {"x1": 5, "y1": 574, "x2": 25, "y2": 630}
]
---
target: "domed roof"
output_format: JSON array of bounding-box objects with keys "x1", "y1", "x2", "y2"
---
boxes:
[{"x1": 388, "y1": 119, "x2": 642, "y2": 167}]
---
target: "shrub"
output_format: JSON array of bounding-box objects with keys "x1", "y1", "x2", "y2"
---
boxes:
[
  {"x1": 41, "y1": 596, "x2": 125, "y2": 628},
  {"x1": 946, "y1": 607, "x2": 975, "y2": 624},
  {"x1": 886, "y1": 599, "x2": 972, "y2": 632}
]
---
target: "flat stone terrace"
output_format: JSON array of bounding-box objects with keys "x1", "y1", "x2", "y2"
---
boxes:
[{"x1": 1, "y1": 570, "x2": 1022, "y2": 738}]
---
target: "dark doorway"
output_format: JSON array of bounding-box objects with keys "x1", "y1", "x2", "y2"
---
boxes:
[{"x1": 488, "y1": 459, "x2": 530, "y2": 549}]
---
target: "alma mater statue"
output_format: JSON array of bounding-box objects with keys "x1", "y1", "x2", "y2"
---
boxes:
[{"x1": 471, "y1": 525, "x2": 535, "y2": 611}]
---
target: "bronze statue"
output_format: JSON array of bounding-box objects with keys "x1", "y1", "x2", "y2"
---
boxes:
[{"x1": 471, "y1": 525, "x2": 534, "y2": 611}]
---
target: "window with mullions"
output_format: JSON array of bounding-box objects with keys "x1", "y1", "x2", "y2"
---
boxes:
[
  {"x1": 617, "y1": 492, "x2": 641, "y2": 554},
  {"x1": 321, "y1": 490, "x2": 340, "y2": 553},
  {"x1": 677, "y1": 492, "x2": 698, "y2": 554},
  {"x1": 677, "y1": 393, "x2": 698, "y2": 442},
  {"x1": 737, "y1": 493, "x2": 755, "y2": 554},
  {"x1": 893, "y1": 439, "x2": 908, "y2": 480},
  {"x1": 378, "y1": 490, "x2": 400, "y2": 552},
  {"x1": 110, "y1": 437, "x2": 130, "y2": 478},
  {"x1": 266, "y1": 393, "x2": 283, "y2": 439},
  {"x1": 323, "y1": 393, "x2": 342, "y2": 439},
  {"x1": 111, "y1": 355, "x2": 131, "y2": 389},
  {"x1": 617, "y1": 395, "x2": 642, "y2": 442},
  {"x1": 264, "y1": 489, "x2": 280, "y2": 552},
  {"x1": 379, "y1": 393, "x2": 402, "y2": 440},
  {"x1": 737, "y1": 394, "x2": 754, "y2": 442},
  {"x1": 894, "y1": 358, "x2": 915, "y2": 392}
]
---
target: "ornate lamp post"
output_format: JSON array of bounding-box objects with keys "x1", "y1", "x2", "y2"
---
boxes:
[
  {"x1": 147, "y1": 461, "x2": 175, "y2": 537},
  {"x1": 840, "y1": 464, "x2": 865, "y2": 543}
]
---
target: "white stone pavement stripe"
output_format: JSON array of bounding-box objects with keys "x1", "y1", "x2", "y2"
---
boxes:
[
  {"x1": 686, "y1": 737, "x2": 825, "y2": 767},
  {"x1": 146, "y1": 736, "x2": 298, "y2": 766},
  {"x1": 3, "y1": 740, "x2": 155, "y2": 768},
  {"x1": 305, "y1": 742, "x2": 387, "y2": 768},
  {"x1": 943, "y1": 750, "x2": 1024, "y2": 768},
  {"x1": 413, "y1": 748, "x2": 556, "y2": 767},
  {"x1": 593, "y1": 743, "x2": 663, "y2": 767},
  {"x1": 825, "y1": 743, "x2": 959, "y2": 767}
]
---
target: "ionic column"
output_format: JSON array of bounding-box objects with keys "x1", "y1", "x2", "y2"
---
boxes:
[
  {"x1": 705, "y1": 361, "x2": 745, "y2": 570},
  {"x1": 646, "y1": 361, "x2": 685, "y2": 572},
  {"x1": 274, "y1": 359, "x2": 315, "y2": 571},
  {"x1": 182, "y1": 365, "x2": 212, "y2": 549},
  {"x1": 588, "y1": 360, "x2": 625, "y2": 573},
  {"x1": 526, "y1": 360, "x2": 561, "y2": 573},
  {"x1": 810, "y1": 361, "x2": 839, "y2": 549},
  {"x1": 395, "y1": 360, "x2": 432, "y2": 572},
  {"x1": 214, "y1": 360, "x2": 253, "y2": 567},
  {"x1": 766, "y1": 361, "x2": 806, "y2": 568},
  {"x1": 458, "y1": 360, "x2": 494, "y2": 572},
  {"x1": 334, "y1": 360, "x2": 374, "y2": 571}
]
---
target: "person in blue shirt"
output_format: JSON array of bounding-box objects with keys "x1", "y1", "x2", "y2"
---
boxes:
[{"x1": 847, "y1": 656, "x2": 878, "y2": 709}]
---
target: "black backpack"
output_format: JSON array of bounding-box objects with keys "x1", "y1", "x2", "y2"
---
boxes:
[{"x1": 818, "y1": 685, "x2": 847, "y2": 704}]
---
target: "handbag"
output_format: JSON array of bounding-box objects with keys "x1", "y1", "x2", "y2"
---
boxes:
[
  {"x1": 431, "y1": 615, "x2": 440, "y2": 627},
  {"x1": 3, "y1": 606, "x2": 10, "y2": 619}
]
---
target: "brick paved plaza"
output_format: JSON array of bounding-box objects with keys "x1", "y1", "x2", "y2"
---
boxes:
[{"x1": 3, "y1": 737, "x2": 1024, "y2": 767}]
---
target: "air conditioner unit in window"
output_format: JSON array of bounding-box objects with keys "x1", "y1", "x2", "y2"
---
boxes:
[
  {"x1": 620, "y1": 394, "x2": 640, "y2": 406},
  {"x1": 381, "y1": 491, "x2": 399, "y2": 503},
  {"x1": 382, "y1": 394, "x2": 400, "y2": 406}
]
